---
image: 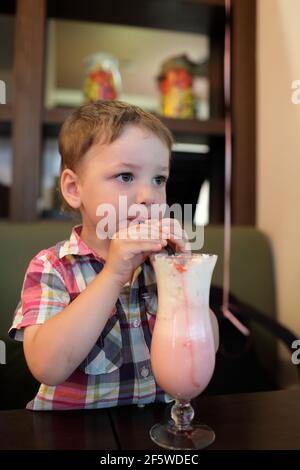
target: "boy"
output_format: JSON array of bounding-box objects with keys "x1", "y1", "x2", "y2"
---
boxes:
[{"x1": 9, "y1": 101, "x2": 217, "y2": 410}]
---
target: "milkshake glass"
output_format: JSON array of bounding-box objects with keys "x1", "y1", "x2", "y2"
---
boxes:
[{"x1": 150, "y1": 252, "x2": 217, "y2": 450}]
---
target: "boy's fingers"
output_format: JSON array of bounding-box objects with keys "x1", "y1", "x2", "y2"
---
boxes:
[
  {"x1": 146, "y1": 218, "x2": 191, "y2": 254},
  {"x1": 113, "y1": 224, "x2": 168, "y2": 242},
  {"x1": 127, "y1": 240, "x2": 167, "y2": 255},
  {"x1": 128, "y1": 224, "x2": 162, "y2": 240},
  {"x1": 158, "y1": 218, "x2": 187, "y2": 237},
  {"x1": 167, "y1": 237, "x2": 191, "y2": 253},
  {"x1": 159, "y1": 218, "x2": 181, "y2": 230},
  {"x1": 159, "y1": 221, "x2": 191, "y2": 247},
  {"x1": 140, "y1": 220, "x2": 191, "y2": 253}
]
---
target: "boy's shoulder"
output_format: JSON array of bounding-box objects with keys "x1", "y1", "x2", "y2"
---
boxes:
[
  {"x1": 27, "y1": 239, "x2": 71, "y2": 276},
  {"x1": 28, "y1": 224, "x2": 86, "y2": 269}
]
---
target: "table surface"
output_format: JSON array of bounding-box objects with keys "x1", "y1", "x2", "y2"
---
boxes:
[
  {"x1": 0, "y1": 408, "x2": 117, "y2": 450},
  {"x1": 1, "y1": 389, "x2": 300, "y2": 450}
]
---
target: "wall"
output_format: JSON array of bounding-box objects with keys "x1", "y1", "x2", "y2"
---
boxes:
[{"x1": 257, "y1": 0, "x2": 300, "y2": 335}]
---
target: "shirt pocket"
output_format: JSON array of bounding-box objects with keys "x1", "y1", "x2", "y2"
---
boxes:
[{"x1": 80, "y1": 313, "x2": 123, "y2": 375}]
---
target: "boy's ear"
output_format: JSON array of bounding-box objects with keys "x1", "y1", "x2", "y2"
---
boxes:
[{"x1": 60, "y1": 169, "x2": 82, "y2": 209}]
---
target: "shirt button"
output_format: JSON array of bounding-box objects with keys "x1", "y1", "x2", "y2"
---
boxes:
[
  {"x1": 132, "y1": 319, "x2": 141, "y2": 328},
  {"x1": 141, "y1": 292, "x2": 150, "y2": 300},
  {"x1": 140, "y1": 366, "x2": 149, "y2": 378}
]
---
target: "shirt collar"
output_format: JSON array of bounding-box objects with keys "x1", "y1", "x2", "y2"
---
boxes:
[
  {"x1": 58, "y1": 225, "x2": 105, "y2": 262},
  {"x1": 58, "y1": 225, "x2": 144, "y2": 286}
]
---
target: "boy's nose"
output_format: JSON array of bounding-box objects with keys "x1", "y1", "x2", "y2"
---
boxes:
[{"x1": 135, "y1": 185, "x2": 156, "y2": 206}]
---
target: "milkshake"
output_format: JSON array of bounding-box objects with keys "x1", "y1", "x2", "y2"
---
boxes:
[{"x1": 150, "y1": 253, "x2": 217, "y2": 401}]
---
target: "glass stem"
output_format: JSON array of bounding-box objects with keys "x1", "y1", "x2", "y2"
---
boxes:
[{"x1": 170, "y1": 399, "x2": 194, "y2": 431}]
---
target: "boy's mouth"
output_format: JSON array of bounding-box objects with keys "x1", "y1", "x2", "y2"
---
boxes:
[{"x1": 127, "y1": 216, "x2": 148, "y2": 223}]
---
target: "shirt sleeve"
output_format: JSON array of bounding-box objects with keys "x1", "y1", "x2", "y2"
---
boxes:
[{"x1": 9, "y1": 252, "x2": 70, "y2": 342}]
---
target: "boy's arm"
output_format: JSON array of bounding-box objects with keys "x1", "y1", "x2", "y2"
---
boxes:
[
  {"x1": 24, "y1": 268, "x2": 122, "y2": 386},
  {"x1": 24, "y1": 227, "x2": 167, "y2": 386}
]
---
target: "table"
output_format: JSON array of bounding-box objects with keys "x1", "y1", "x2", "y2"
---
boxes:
[
  {"x1": 0, "y1": 390, "x2": 300, "y2": 451},
  {"x1": 0, "y1": 408, "x2": 117, "y2": 450},
  {"x1": 110, "y1": 389, "x2": 300, "y2": 450}
]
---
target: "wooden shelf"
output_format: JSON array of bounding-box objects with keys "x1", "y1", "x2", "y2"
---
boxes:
[
  {"x1": 0, "y1": 106, "x2": 224, "y2": 138},
  {"x1": 0, "y1": 104, "x2": 12, "y2": 122},
  {"x1": 43, "y1": 107, "x2": 225, "y2": 137},
  {"x1": 160, "y1": 116, "x2": 224, "y2": 136},
  {"x1": 0, "y1": 104, "x2": 12, "y2": 135},
  {"x1": 0, "y1": 0, "x2": 16, "y2": 16},
  {"x1": 46, "y1": 0, "x2": 225, "y2": 36},
  {"x1": 43, "y1": 107, "x2": 71, "y2": 125}
]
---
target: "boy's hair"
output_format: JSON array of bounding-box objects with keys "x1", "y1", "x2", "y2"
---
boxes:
[{"x1": 59, "y1": 100, "x2": 174, "y2": 175}]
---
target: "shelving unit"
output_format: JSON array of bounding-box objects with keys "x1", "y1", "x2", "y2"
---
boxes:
[
  {"x1": 43, "y1": 107, "x2": 225, "y2": 137},
  {"x1": 0, "y1": 104, "x2": 12, "y2": 122},
  {"x1": 0, "y1": 0, "x2": 256, "y2": 225}
]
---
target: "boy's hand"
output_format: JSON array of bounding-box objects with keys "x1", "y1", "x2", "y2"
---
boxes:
[
  {"x1": 156, "y1": 218, "x2": 191, "y2": 254},
  {"x1": 103, "y1": 222, "x2": 168, "y2": 287}
]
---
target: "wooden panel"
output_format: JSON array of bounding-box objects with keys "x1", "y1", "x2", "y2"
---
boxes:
[
  {"x1": 0, "y1": 0, "x2": 16, "y2": 15},
  {"x1": 186, "y1": 0, "x2": 225, "y2": 5},
  {"x1": 232, "y1": 0, "x2": 256, "y2": 225},
  {"x1": 47, "y1": 0, "x2": 225, "y2": 35},
  {"x1": 10, "y1": 0, "x2": 46, "y2": 221},
  {"x1": 209, "y1": 32, "x2": 225, "y2": 119},
  {"x1": 0, "y1": 104, "x2": 12, "y2": 122},
  {"x1": 0, "y1": 104, "x2": 12, "y2": 137},
  {"x1": 209, "y1": 137, "x2": 225, "y2": 223}
]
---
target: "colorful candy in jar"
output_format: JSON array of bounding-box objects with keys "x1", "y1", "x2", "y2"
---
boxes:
[
  {"x1": 84, "y1": 53, "x2": 121, "y2": 103},
  {"x1": 158, "y1": 54, "x2": 198, "y2": 119}
]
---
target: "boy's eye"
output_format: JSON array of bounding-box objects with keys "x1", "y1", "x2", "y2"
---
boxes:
[
  {"x1": 153, "y1": 175, "x2": 168, "y2": 186},
  {"x1": 116, "y1": 173, "x2": 134, "y2": 183}
]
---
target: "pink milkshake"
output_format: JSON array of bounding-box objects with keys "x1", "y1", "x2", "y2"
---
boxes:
[{"x1": 150, "y1": 253, "x2": 217, "y2": 401}]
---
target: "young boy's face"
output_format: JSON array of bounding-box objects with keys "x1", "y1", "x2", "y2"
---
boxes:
[{"x1": 76, "y1": 125, "x2": 170, "y2": 239}]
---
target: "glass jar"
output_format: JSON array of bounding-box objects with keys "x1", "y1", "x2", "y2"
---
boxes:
[
  {"x1": 83, "y1": 53, "x2": 122, "y2": 102},
  {"x1": 158, "y1": 55, "x2": 196, "y2": 119}
]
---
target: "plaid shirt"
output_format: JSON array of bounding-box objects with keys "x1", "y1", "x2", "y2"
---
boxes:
[{"x1": 9, "y1": 225, "x2": 172, "y2": 410}]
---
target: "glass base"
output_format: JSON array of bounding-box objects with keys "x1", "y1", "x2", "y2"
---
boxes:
[{"x1": 150, "y1": 422, "x2": 215, "y2": 450}]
